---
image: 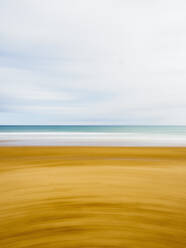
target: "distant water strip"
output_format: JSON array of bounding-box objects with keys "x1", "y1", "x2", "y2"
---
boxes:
[{"x1": 0, "y1": 126, "x2": 186, "y2": 146}]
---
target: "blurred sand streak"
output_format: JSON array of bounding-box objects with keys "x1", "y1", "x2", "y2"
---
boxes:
[{"x1": 0, "y1": 147, "x2": 186, "y2": 247}]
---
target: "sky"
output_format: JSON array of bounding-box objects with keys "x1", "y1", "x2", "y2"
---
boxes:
[{"x1": 0, "y1": 0, "x2": 186, "y2": 125}]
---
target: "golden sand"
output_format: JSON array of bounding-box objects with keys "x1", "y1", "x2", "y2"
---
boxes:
[{"x1": 0, "y1": 147, "x2": 186, "y2": 248}]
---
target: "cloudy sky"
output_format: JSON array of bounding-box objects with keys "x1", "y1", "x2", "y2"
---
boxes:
[{"x1": 0, "y1": 0, "x2": 186, "y2": 125}]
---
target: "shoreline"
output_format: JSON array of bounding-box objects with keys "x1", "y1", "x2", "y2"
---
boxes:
[{"x1": 1, "y1": 128, "x2": 186, "y2": 147}]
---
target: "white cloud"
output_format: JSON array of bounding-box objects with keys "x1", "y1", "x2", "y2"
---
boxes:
[{"x1": 0, "y1": 0, "x2": 186, "y2": 124}]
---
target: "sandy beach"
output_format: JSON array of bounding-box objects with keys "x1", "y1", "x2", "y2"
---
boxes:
[{"x1": 0, "y1": 146, "x2": 186, "y2": 248}]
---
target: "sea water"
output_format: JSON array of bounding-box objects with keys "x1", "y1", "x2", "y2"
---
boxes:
[{"x1": 0, "y1": 125, "x2": 186, "y2": 146}]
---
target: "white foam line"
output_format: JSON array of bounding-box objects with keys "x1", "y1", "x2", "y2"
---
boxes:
[{"x1": 1, "y1": 132, "x2": 186, "y2": 146}]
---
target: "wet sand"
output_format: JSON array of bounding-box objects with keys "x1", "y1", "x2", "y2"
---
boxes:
[{"x1": 0, "y1": 147, "x2": 186, "y2": 248}]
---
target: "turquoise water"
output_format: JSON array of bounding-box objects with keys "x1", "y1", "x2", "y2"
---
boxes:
[
  {"x1": 0, "y1": 125, "x2": 186, "y2": 134},
  {"x1": 0, "y1": 125, "x2": 186, "y2": 146}
]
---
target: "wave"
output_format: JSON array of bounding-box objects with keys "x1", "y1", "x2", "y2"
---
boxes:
[{"x1": 1, "y1": 131, "x2": 186, "y2": 146}]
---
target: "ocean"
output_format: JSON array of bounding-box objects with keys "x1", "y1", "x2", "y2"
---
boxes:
[{"x1": 0, "y1": 125, "x2": 186, "y2": 146}]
